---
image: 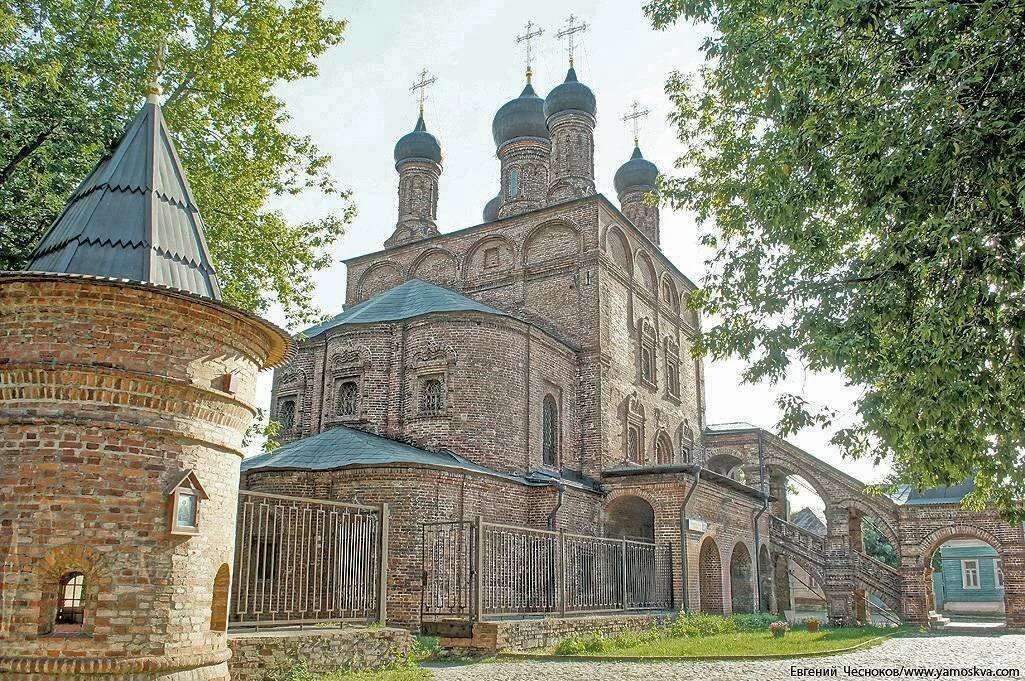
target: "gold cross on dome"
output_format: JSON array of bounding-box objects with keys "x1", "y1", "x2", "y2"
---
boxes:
[
  {"x1": 515, "y1": 20, "x2": 544, "y2": 83},
  {"x1": 556, "y1": 14, "x2": 589, "y2": 68},
  {"x1": 622, "y1": 99, "x2": 650, "y2": 146},
  {"x1": 410, "y1": 68, "x2": 437, "y2": 115}
]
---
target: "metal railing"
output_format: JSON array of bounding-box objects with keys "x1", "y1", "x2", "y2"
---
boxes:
[
  {"x1": 421, "y1": 518, "x2": 673, "y2": 621},
  {"x1": 230, "y1": 491, "x2": 389, "y2": 628}
]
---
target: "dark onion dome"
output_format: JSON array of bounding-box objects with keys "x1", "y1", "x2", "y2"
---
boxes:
[
  {"x1": 394, "y1": 113, "x2": 442, "y2": 166},
  {"x1": 614, "y1": 145, "x2": 659, "y2": 193},
  {"x1": 543, "y1": 67, "x2": 596, "y2": 120},
  {"x1": 483, "y1": 192, "x2": 502, "y2": 222},
  {"x1": 492, "y1": 82, "x2": 549, "y2": 147}
]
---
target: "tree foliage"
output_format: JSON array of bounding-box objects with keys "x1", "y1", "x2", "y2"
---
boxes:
[
  {"x1": 0, "y1": 0, "x2": 354, "y2": 325},
  {"x1": 863, "y1": 519, "x2": 898, "y2": 567},
  {"x1": 646, "y1": 0, "x2": 1025, "y2": 519}
]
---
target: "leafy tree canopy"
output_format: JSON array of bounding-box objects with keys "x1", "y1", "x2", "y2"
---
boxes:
[
  {"x1": 646, "y1": 0, "x2": 1025, "y2": 520},
  {"x1": 0, "y1": 0, "x2": 354, "y2": 326}
]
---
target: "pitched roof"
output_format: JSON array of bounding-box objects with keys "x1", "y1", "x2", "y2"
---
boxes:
[
  {"x1": 791, "y1": 507, "x2": 826, "y2": 536},
  {"x1": 301, "y1": 279, "x2": 510, "y2": 338},
  {"x1": 241, "y1": 425, "x2": 547, "y2": 487},
  {"x1": 26, "y1": 98, "x2": 221, "y2": 300},
  {"x1": 892, "y1": 479, "x2": 975, "y2": 505}
]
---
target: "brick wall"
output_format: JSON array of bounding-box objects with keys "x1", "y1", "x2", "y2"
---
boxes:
[
  {"x1": 0, "y1": 274, "x2": 287, "y2": 680},
  {"x1": 443, "y1": 611, "x2": 676, "y2": 652}
]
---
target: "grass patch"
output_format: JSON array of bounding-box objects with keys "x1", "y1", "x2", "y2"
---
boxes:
[
  {"x1": 271, "y1": 660, "x2": 431, "y2": 681},
  {"x1": 551, "y1": 613, "x2": 902, "y2": 659}
]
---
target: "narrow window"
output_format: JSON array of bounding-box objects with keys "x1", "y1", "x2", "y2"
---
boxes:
[
  {"x1": 655, "y1": 437, "x2": 673, "y2": 465},
  {"x1": 55, "y1": 572, "x2": 85, "y2": 627},
  {"x1": 627, "y1": 426, "x2": 641, "y2": 464},
  {"x1": 542, "y1": 395, "x2": 559, "y2": 466},
  {"x1": 665, "y1": 341, "x2": 681, "y2": 397},
  {"x1": 507, "y1": 168, "x2": 520, "y2": 197},
  {"x1": 420, "y1": 376, "x2": 444, "y2": 415},
  {"x1": 336, "y1": 380, "x2": 359, "y2": 417},
  {"x1": 641, "y1": 345, "x2": 655, "y2": 383},
  {"x1": 962, "y1": 559, "x2": 980, "y2": 589},
  {"x1": 278, "y1": 398, "x2": 296, "y2": 430}
]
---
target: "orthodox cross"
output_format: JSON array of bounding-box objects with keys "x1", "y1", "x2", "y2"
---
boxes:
[
  {"x1": 410, "y1": 68, "x2": 436, "y2": 115},
  {"x1": 556, "y1": 14, "x2": 589, "y2": 68},
  {"x1": 146, "y1": 39, "x2": 166, "y2": 102},
  {"x1": 515, "y1": 20, "x2": 544, "y2": 83},
  {"x1": 622, "y1": 99, "x2": 650, "y2": 146}
]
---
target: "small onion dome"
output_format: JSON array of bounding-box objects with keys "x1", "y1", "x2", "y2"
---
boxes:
[
  {"x1": 544, "y1": 67, "x2": 596, "y2": 120},
  {"x1": 483, "y1": 192, "x2": 502, "y2": 222},
  {"x1": 614, "y1": 145, "x2": 659, "y2": 193},
  {"x1": 394, "y1": 113, "x2": 442, "y2": 166},
  {"x1": 492, "y1": 82, "x2": 549, "y2": 147}
]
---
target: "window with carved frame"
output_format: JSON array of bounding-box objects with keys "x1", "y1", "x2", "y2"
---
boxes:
[
  {"x1": 277, "y1": 397, "x2": 296, "y2": 430},
  {"x1": 420, "y1": 375, "x2": 445, "y2": 415},
  {"x1": 655, "y1": 433, "x2": 674, "y2": 465},
  {"x1": 627, "y1": 425, "x2": 642, "y2": 464},
  {"x1": 624, "y1": 395, "x2": 646, "y2": 464},
  {"x1": 665, "y1": 339, "x2": 681, "y2": 398},
  {"x1": 335, "y1": 378, "x2": 359, "y2": 417},
  {"x1": 639, "y1": 321, "x2": 657, "y2": 386}
]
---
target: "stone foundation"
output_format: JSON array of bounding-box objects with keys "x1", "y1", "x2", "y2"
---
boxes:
[
  {"x1": 226, "y1": 626, "x2": 412, "y2": 681},
  {"x1": 439, "y1": 611, "x2": 676, "y2": 652}
]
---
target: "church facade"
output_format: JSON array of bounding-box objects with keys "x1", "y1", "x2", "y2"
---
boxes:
[{"x1": 241, "y1": 65, "x2": 773, "y2": 626}]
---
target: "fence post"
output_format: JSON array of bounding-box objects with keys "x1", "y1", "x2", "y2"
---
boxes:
[
  {"x1": 377, "y1": 503, "x2": 389, "y2": 625},
  {"x1": 558, "y1": 529, "x2": 567, "y2": 616},
  {"x1": 473, "y1": 515, "x2": 484, "y2": 622},
  {"x1": 620, "y1": 538, "x2": 628, "y2": 611}
]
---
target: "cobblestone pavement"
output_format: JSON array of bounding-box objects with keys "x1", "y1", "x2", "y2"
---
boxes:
[{"x1": 427, "y1": 633, "x2": 1025, "y2": 680}]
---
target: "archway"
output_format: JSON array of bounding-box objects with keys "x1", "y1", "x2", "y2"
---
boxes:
[
  {"x1": 698, "y1": 537, "x2": 724, "y2": 614},
  {"x1": 730, "y1": 543, "x2": 755, "y2": 614},
  {"x1": 604, "y1": 495, "x2": 655, "y2": 543},
  {"x1": 923, "y1": 536, "x2": 1006, "y2": 628},
  {"x1": 758, "y1": 544, "x2": 773, "y2": 612}
]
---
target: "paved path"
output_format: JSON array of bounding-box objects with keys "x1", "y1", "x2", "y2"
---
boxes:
[{"x1": 427, "y1": 633, "x2": 1025, "y2": 680}]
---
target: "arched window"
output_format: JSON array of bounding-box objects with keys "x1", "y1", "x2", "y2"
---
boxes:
[
  {"x1": 336, "y1": 380, "x2": 359, "y2": 417},
  {"x1": 639, "y1": 321, "x2": 657, "y2": 386},
  {"x1": 507, "y1": 168, "x2": 520, "y2": 197},
  {"x1": 655, "y1": 434, "x2": 674, "y2": 465},
  {"x1": 278, "y1": 398, "x2": 296, "y2": 430},
  {"x1": 56, "y1": 572, "x2": 85, "y2": 627},
  {"x1": 542, "y1": 395, "x2": 559, "y2": 466},
  {"x1": 420, "y1": 376, "x2": 445, "y2": 414},
  {"x1": 627, "y1": 425, "x2": 641, "y2": 463},
  {"x1": 665, "y1": 339, "x2": 681, "y2": 398}
]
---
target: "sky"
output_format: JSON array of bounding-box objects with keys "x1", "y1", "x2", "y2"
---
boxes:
[{"x1": 255, "y1": 0, "x2": 892, "y2": 518}]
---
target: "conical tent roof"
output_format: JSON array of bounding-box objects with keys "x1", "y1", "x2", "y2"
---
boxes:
[{"x1": 26, "y1": 98, "x2": 221, "y2": 300}]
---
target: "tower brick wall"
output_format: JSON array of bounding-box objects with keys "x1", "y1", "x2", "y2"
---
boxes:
[
  {"x1": 0, "y1": 274, "x2": 288, "y2": 680},
  {"x1": 497, "y1": 138, "x2": 551, "y2": 218},
  {"x1": 546, "y1": 110, "x2": 596, "y2": 203},
  {"x1": 388, "y1": 159, "x2": 442, "y2": 248},
  {"x1": 618, "y1": 185, "x2": 660, "y2": 245}
]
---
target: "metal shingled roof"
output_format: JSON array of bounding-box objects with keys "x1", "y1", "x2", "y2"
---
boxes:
[
  {"x1": 241, "y1": 425, "x2": 546, "y2": 487},
  {"x1": 26, "y1": 99, "x2": 221, "y2": 300},
  {"x1": 892, "y1": 479, "x2": 976, "y2": 505},
  {"x1": 300, "y1": 279, "x2": 510, "y2": 338}
]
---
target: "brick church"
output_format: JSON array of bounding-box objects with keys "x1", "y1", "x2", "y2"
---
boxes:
[{"x1": 240, "y1": 61, "x2": 778, "y2": 625}]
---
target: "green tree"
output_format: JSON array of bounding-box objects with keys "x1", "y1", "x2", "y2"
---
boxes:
[
  {"x1": 862, "y1": 519, "x2": 898, "y2": 568},
  {"x1": 0, "y1": 0, "x2": 354, "y2": 326},
  {"x1": 645, "y1": 0, "x2": 1025, "y2": 519}
]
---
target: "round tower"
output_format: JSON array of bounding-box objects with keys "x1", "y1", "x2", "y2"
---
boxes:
[
  {"x1": 0, "y1": 92, "x2": 290, "y2": 680},
  {"x1": 544, "y1": 66, "x2": 596, "y2": 203},
  {"x1": 492, "y1": 74, "x2": 550, "y2": 219},
  {"x1": 614, "y1": 144, "x2": 661, "y2": 245},
  {"x1": 386, "y1": 112, "x2": 443, "y2": 248}
]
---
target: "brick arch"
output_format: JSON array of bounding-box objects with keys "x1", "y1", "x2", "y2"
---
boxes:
[
  {"x1": 659, "y1": 272, "x2": 680, "y2": 314},
  {"x1": 462, "y1": 234, "x2": 519, "y2": 279},
  {"x1": 603, "y1": 494, "x2": 655, "y2": 542},
  {"x1": 604, "y1": 487, "x2": 663, "y2": 517},
  {"x1": 911, "y1": 524, "x2": 1004, "y2": 564},
  {"x1": 356, "y1": 261, "x2": 406, "y2": 301},
  {"x1": 522, "y1": 219, "x2": 582, "y2": 266},
  {"x1": 653, "y1": 429, "x2": 674, "y2": 465},
  {"x1": 36, "y1": 544, "x2": 112, "y2": 636},
  {"x1": 410, "y1": 248, "x2": 460, "y2": 287},
  {"x1": 698, "y1": 535, "x2": 725, "y2": 614},
  {"x1": 730, "y1": 541, "x2": 756, "y2": 614},
  {"x1": 634, "y1": 249, "x2": 658, "y2": 294},
  {"x1": 602, "y1": 224, "x2": 633, "y2": 275},
  {"x1": 832, "y1": 496, "x2": 900, "y2": 548}
]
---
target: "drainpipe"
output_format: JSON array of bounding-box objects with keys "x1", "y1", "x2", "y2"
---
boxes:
[
  {"x1": 680, "y1": 466, "x2": 702, "y2": 612},
  {"x1": 752, "y1": 429, "x2": 769, "y2": 610},
  {"x1": 547, "y1": 482, "x2": 566, "y2": 530}
]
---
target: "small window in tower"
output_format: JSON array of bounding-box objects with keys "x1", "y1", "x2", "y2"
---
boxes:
[
  {"x1": 336, "y1": 380, "x2": 359, "y2": 417},
  {"x1": 55, "y1": 572, "x2": 85, "y2": 629},
  {"x1": 542, "y1": 394, "x2": 559, "y2": 466},
  {"x1": 278, "y1": 398, "x2": 296, "y2": 430},
  {"x1": 420, "y1": 376, "x2": 445, "y2": 415},
  {"x1": 484, "y1": 247, "x2": 500, "y2": 269},
  {"x1": 507, "y1": 168, "x2": 520, "y2": 197}
]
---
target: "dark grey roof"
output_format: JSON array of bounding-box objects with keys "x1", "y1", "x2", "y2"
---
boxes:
[
  {"x1": 544, "y1": 67, "x2": 596, "y2": 120},
  {"x1": 394, "y1": 113, "x2": 442, "y2": 166},
  {"x1": 301, "y1": 278, "x2": 511, "y2": 338},
  {"x1": 493, "y1": 82, "x2": 549, "y2": 147},
  {"x1": 613, "y1": 145, "x2": 659, "y2": 194},
  {"x1": 242, "y1": 425, "x2": 546, "y2": 487},
  {"x1": 893, "y1": 479, "x2": 975, "y2": 505},
  {"x1": 482, "y1": 192, "x2": 502, "y2": 222},
  {"x1": 791, "y1": 507, "x2": 826, "y2": 536},
  {"x1": 26, "y1": 98, "x2": 221, "y2": 300}
]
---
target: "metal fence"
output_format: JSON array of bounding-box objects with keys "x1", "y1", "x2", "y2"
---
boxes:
[
  {"x1": 422, "y1": 518, "x2": 673, "y2": 621},
  {"x1": 230, "y1": 491, "x2": 389, "y2": 628}
]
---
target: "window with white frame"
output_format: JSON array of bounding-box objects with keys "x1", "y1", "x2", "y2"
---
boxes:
[{"x1": 961, "y1": 559, "x2": 981, "y2": 589}]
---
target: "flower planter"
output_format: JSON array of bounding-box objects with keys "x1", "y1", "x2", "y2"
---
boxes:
[{"x1": 806, "y1": 620, "x2": 821, "y2": 633}]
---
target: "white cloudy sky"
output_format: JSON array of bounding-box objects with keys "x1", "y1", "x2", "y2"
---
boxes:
[{"x1": 254, "y1": 0, "x2": 892, "y2": 516}]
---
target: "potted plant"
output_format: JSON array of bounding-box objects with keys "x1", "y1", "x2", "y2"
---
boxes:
[
  {"x1": 770, "y1": 621, "x2": 790, "y2": 638},
  {"x1": 805, "y1": 617, "x2": 821, "y2": 633}
]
